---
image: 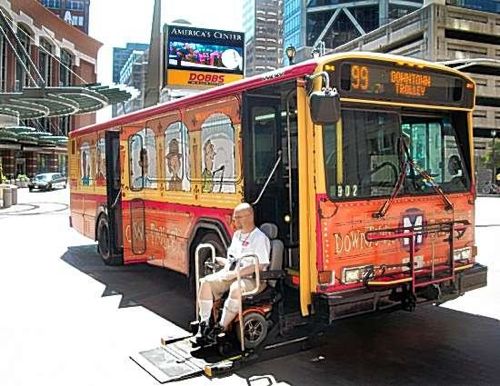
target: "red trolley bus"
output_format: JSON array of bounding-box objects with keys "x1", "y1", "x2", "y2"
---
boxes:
[{"x1": 69, "y1": 52, "x2": 487, "y2": 343}]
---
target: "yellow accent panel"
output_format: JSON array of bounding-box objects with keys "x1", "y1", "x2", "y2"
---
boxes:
[
  {"x1": 336, "y1": 118, "x2": 343, "y2": 185},
  {"x1": 297, "y1": 84, "x2": 318, "y2": 316},
  {"x1": 297, "y1": 85, "x2": 311, "y2": 316},
  {"x1": 368, "y1": 278, "x2": 412, "y2": 286},
  {"x1": 455, "y1": 264, "x2": 474, "y2": 272},
  {"x1": 340, "y1": 98, "x2": 473, "y2": 111}
]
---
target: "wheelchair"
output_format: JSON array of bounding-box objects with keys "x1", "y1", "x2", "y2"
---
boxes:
[{"x1": 191, "y1": 223, "x2": 285, "y2": 352}]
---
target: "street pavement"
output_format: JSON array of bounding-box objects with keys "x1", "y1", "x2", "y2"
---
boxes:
[{"x1": 0, "y1": 188, "x2": 499, "y2": 386}]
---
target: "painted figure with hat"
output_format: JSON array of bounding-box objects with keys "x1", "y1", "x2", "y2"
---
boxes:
[
  {"x1": 166, "y1": 138, "x2": 182, "y2": 191},
  {"x1": 201, "y1": 139, "x2": 216, "y2": 193}
]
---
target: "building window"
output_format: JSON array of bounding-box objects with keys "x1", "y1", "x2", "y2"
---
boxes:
[
  {"x1": 39, "y1": 38, "x2": 53, "y2": 86},
  {"x1": 15, "y1": 25, "x2": 32, "y2": 91},
  {"x1": 42, "y1": 0, "x2": 61, "y2": 8},
  {"x1": 60, "y1": 49, "x2": 72, "y2": 86},
  {"x1": 0, "y1": 17, "x2": 8, "y2": 92},
  {"x1": 67, "y1": 1, "x2": 84, "y2": 10}
]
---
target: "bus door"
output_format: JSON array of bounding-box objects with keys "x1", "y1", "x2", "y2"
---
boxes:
[
  {"x1": 105, "y1": 130, "x2": 123, "y2": 258},
  {"x1": 243, "y1": 89, "x2": 299, "y2": 265}
]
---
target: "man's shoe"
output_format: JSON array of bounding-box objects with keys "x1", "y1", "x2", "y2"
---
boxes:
[{"x1": 194, "y1": 321, "x2": 211, "y2": 344}]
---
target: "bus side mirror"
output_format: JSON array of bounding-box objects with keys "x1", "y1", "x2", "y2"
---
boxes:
[{"x1": 310, "y1": 89, "x2": 340, "y2": 125}]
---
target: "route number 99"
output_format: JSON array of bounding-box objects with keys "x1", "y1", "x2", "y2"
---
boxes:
[{"x1": 351, "y1": 65, "x2": 369, "y2": 91}]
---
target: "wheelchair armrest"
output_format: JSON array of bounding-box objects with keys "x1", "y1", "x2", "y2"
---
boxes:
[
  {"x1": 204, "y1": 261, "x2": 224, "y2": 272},
  {"x1": 259, "y1": 270, "x2": 287, "y2": 280}
]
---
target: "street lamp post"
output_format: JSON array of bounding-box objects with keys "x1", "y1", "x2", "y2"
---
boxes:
[
  {"x1": 492, "y1": 129, "x2": 497, "y2": 187},
  {"x1": 286, "y1": 45, "x2": 296, "y2": 66}
]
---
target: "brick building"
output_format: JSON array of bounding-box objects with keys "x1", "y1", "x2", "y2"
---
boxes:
[{"x1": 0, "y1": 0, "x2": 128, "y2": 179}]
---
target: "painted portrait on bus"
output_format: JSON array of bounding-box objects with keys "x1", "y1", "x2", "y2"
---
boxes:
[
  {"x1": 165, "y1": 122, "x2": 190, "y2": 192},
  {"x1": 201, "y1": 113, "x2": 235, "y2": 193},
  {"x1": 96, "y1": 137, "x2": 106, "y2": 186},
  {"x1": 80, "y1": 143, "x2": 91, "y2": 186},
  {"x1": 130, "y1": 128, "x2": 157, "y2": 189}
]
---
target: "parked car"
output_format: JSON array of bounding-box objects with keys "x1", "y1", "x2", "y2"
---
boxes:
[{"x1": 28, "y1": 173, "x2": 67, "y2": 192}]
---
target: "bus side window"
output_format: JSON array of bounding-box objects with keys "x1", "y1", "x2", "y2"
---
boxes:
[
  {"x1": 200, "y1": 113, "x2": 236, "y2": 194},
  {"x1": 129, "y1": 134, "x2": 144, "y2": 191},
  {"x1": 129, "y1": 128, "x2": 157, "y2": 190},
  {"x1": 165, "y1": 121, "x2": 190, "y2": 192},
  {"x1": 80, "y1": 142, "x2": 92, "y2": 187},
  {"x1": 252, "y1": 106, "x2": 277, "y2": 184},
  {"x1": 96, "y1": 137, "x2": 106, "y2": 187}
]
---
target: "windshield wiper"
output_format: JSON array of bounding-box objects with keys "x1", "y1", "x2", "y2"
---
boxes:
[
  {"x1": 374, "y1": 136, "x2": 453, "y2": 218},
  {"x1": 373, "y1": 137, "x2": 408, "y2": 218},
  {"x1": 406, "y1": 156, "x2": 453, "y2": 212}
]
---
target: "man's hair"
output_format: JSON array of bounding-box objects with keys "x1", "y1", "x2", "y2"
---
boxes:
[{"x1": 234, "y1": 202, "x2": 253, "y2": 214}]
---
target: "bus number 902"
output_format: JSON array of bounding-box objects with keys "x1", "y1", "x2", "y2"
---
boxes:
[{"x1": 337, "y1": 185, "x2": 358, "y2": 198}]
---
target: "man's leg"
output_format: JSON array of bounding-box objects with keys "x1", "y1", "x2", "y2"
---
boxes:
[
  {"x1": 219, "y1": 281, "x2": 243, "y2": 330},
  {"x1": 198, "y1": 278, "x2": 214, "y2": 324}
]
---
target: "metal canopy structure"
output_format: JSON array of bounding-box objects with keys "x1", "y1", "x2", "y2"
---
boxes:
[
  {"x1": 0, "y1": 126, "x2": 68, "y2": 147},
  {"x1": 0, "y1": 84, "x2": 131, "y2": 120}
]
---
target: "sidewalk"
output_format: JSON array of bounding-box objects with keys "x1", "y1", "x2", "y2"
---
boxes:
[{"x1": 0, "y1": 188, "x2": 68, "y2": 216}]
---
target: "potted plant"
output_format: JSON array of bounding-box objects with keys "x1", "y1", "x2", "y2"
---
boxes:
[{"x1": 16, "y1": 174, "x2": 29, "y2": 188}]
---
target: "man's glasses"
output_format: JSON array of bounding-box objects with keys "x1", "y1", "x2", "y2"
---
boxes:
[{"x1": 233, "y1": 213, "x2": 250, "y2": 220}]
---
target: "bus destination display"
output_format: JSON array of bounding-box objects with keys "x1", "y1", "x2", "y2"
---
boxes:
[{"x1": 336, "y1": 61, "x2": 473, "y2": 108}]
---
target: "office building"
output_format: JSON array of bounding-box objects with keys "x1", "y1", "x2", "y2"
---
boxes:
[
  {"x1": 283, "y1": 0, "x2": 423, "y2": 63},
  {"x1": 38, "y1": 0, "x2": 90, "y2": 34},
  {"x1": 112, "y1": 43, "x2": 149, "y2": 84},
  {"x1": 243, "y1": 0, "x2": 283, "y2": 76}
]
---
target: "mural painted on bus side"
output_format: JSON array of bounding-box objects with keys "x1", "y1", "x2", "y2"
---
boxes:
[{"x1": 201, "y1": 113, "x2": 236, "y2": 193}]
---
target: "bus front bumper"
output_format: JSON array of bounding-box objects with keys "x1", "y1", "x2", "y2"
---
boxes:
[{"x1": 313, "y1": 263, "x2": 487, "y2": 324}]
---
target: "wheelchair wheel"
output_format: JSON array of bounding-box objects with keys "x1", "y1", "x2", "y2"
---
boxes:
[{"x1": 236, "y1": 312, "x2": 268, "y2": 350}]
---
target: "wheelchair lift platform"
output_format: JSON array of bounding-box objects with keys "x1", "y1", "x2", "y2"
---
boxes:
[{"x1": 130, "y1": 331, "x2": 312, "y2": 383}]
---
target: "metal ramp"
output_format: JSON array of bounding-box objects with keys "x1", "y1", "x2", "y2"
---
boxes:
[
  {"x1": 131, "y1": 328, "x2": 314, "y2": 383},
  {"x1": 130, "y1": 336, "x2": 209, "y2": 383}
]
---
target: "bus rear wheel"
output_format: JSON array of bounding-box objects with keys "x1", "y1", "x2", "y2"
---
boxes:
[{"x1": 97, "y1": 215, "x2": 122, "y2": 266}]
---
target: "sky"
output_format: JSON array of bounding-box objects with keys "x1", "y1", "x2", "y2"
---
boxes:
[{"x1": 88, "y1": 0, "x2": 244, "y2": 85}]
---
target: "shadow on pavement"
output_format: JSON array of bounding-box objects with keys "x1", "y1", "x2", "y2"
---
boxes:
[
  {"x1": 237, "y1": 306, "x2": 500, "y2": 385},
  {"x1": 61, "y1": 244, "x2": 195, "y2": 328},
  {"x1": 61, "y1": 245, "x2": 500, "y2": 385}
]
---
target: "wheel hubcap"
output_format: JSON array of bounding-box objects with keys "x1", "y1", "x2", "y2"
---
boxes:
[{"x1": 245, "y1": 319, "x2": 264, "y2": 342}]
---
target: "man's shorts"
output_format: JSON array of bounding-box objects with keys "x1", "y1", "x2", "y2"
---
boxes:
[{"x1": 201, "y1": 270, "x2": 264, "y2": 300}]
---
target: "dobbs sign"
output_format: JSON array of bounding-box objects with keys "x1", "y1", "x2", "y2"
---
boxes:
[
  {"x1": 165, "y1": 25, "x2": 244, "y2": 88},
  {"x1": 168, "y1": 69, "x2": 243, "y2": 87}
]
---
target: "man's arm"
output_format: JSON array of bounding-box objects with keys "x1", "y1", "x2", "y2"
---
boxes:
[
  {"x1": 222, "y1": 263, "x2": 268, "y2": 280},
  {"x1": 215, "y1": 256, "x2": 228, "y2": 267}
]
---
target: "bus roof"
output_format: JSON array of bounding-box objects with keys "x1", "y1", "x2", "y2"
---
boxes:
[
  {"x1": 71, "y1": 52, "x2": 473, "y2": 138},
  {"x1": 70, "y1": 59, "x2": 319, "y2": 137}
]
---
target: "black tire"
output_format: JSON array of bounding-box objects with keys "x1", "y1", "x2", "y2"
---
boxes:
[
  {"x1": 97, "y1": 215, "x2": 123, "y2": 266},
  {"x1": 236, "y1": 312, "x2": 268, "y2": 350},
  {"x1": 46, "y1": 183, "x2": 52, "y2": 191},
  {"x1": 189, "y1": 231, "x2": 225, "y2": 294},
  {"x1": 29, "y1": 188, "x2": 33, "y2": 192}
]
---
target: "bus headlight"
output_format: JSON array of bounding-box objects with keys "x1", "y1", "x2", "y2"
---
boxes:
[
  {"x1": 342, "y1": 265, "x2": 373, "y2": 284},
  {"x1": 453, "y1": 247, "x2": 472, "y2": 261}
]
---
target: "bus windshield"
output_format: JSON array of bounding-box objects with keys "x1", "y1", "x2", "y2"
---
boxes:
[{"x1": 323, "y1": 109, "x2": 470, "y2": 200}]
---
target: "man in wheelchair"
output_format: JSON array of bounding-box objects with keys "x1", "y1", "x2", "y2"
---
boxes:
[{"x1": 195, "y1": 203, "x2": 271, "y2": 345}]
